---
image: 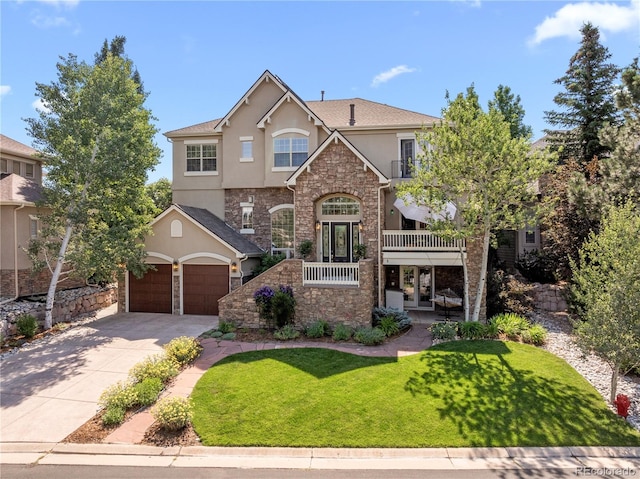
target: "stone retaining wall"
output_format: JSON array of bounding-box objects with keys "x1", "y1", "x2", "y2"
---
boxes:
[
  {"x1": 219, "y1": 259, "x2": 375, "y2": 330},
  {"x1": 1, "y1": 285, "x2": 118, "y2": 337},
  {"x1": 532, "y1": 282, "x2": 568, "y2": 312}
]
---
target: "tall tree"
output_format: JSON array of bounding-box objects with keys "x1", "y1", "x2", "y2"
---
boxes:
[
  {"x1": 570, "y1": 58, "x2": 640, "y2": 220},
  {"x1": 544, "y1": 23, "x2": 620, "y2": 166},
  {"x1": 570, "y1": 201, "x2": 640, "y2": 404},
  {"x1": 146, "y1": 177, "x2": 173, "y2": 214},
  {"x1": 26, "y1": 46, "x2": 160, "y2": 329},
  {"x1": 398, "y1": 86, "x2": 556, "y2": 322},
  {"x1": 488, "y1": 85, "x2": 533, "y2": 139},
  {"x1": 95, "y1": 35, "x2": 143, "y2": 94}
]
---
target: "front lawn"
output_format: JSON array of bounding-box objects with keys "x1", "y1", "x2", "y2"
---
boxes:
[{"x1": 191, "y1": 341, "x2": 640, "y2": 447}]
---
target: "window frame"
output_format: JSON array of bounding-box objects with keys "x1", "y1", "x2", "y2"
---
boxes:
[
  {"x1": 269, "y1": 205, "x2": 295, "y2": 258},
  {"x1": 184, "y1": 139, "x2": 219, "y2": 176},
  {"x1": 240, "y1": 136, "x2": 254, "y2": 163},
  {"x1": 240, "y1": 202, "x2": 254, "y2": 234},
  {"x1": 271, "y1": 128, "x2": 309, "y2": 171}
]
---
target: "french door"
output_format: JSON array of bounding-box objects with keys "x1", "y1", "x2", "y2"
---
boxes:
[
  {"x1": 401, "y1": 266, "x2": 434, "y2": 309},
  {"x1": 321, "y1": 222, "x2": 359, "y2": 263}
]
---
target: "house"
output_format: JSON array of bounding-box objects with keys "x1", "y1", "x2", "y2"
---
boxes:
[{"x1": 121, "y1": 71, "x2": 485, "y2": 325}]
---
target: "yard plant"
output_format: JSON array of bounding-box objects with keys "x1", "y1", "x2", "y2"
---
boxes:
[{"x1": 191, "y1": 342, "x2": 640, "y2": 447}]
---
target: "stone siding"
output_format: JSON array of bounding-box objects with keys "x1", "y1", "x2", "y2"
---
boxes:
[
  {"x1": 1, "y1": 268, "x2": 86, "y2": 300},
  {"x1": 218, "y1": 259, "x2": 375, "y2": 330},
  {"x1": 1, "y1": 285, "x2": 117, "y2": 337},
  {"x1": 532, "y1": 282, "x2": 568, "y2": 312},
  {"x1": 225, "y1": 187, "x2": 293, "y2": 253}
]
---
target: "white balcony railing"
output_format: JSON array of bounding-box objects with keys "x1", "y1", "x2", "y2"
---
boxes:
[
  {"x1": 383, "y1": 230, "x2": 465, "y2": 251},
  {"x1": 303, "y1": 262, "x2": 359, "y2": 286}
]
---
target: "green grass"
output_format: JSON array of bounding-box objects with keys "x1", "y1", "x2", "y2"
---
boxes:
[{"x1": 191, "y1": 341, "x2": 640, "y2": 448}]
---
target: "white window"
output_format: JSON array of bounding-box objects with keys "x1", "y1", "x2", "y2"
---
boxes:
[
  {"x1": 271, "y1": 207, "x2": 294, "y2": 257},
  {"x1": 240, "y1": 136, "x2": 253, "y2": 162},
  {"x1": 274, "y1": 137, "x2": 308, "y2": 168},
  {"x1": 29, "y1": 216, "x2": 38, "y2": 239},
  {"x1": 186, "y1": 144, "x2": 217, "y2": 172},
  {"x1": 242, "y1": 206, "x2": 253, "y2": 230}
]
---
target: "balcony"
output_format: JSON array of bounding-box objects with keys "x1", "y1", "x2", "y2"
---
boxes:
[
  {"x1": 383, "y1": 230, "x2": 465, "y2": 251},
  {"x1": 302, "y1": 262, "x2": 359, "y2": 286}
]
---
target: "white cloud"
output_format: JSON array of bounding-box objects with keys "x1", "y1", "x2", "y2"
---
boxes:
[
  {"x1": 371, "y1": 65, "x2": 417, "y2": 88},
  {"x1": 0, "y1": 85, "x2": 11, "y2": 98},
  {"x1": 31, "y1": 14, "x2": 70, "y2": 28},
  {"x1": 529, "y1": 0, "x2": 640, "y2": 46},
  {"x1": 32, "y1": 98, "x2": 51, "y2": 114},
  {"x1": 35, "y1": 0, "x2": 80, "y2": 8}
]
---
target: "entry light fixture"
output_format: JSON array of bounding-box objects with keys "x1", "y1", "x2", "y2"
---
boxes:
[
  {"x1": 231, "y1": 262, "x2": 238, "y2": 273},
  {"x1": 358, "y1": 220, "x2": 363, "y2": 231},
  {"x1": 315, "y1": 220, "x2": 321, "y2": 231},
  {"x1": 172, "y1": 260, "x2": 179, "y2": 272}
]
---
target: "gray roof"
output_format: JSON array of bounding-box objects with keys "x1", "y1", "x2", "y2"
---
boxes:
[
  {"x1": 176, "y1": 204, "x2": 264, "y2": 256},
  {"x1": 0, "y1": 173, "x2": 42, "y2": 204},
  {"x1": 0, "y1": 134, "x2": 38, "y2": 159}
]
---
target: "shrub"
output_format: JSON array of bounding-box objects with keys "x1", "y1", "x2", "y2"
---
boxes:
[
  {"x1": 431, "y1": 322, "x2": 458, "y2": 341},
  {"x1": 297, "y1": 240, "x2": 313, "y2": 259},
  {"x1": 354, "y1": 327, "x2": 386, "y2": 346},
  {"x1": 151, "y1": 397, "x2": 193, "y2": 431},
  {"x1": 254, "y1": 286, "x2": 275, "y2": 323},
  {"x1": 16, "y1": 314, "x2": 38, "y2": 338},
  {"x1": 378, "y1": 316, "x2": 400, "y2": 337},
  {"x1": 353, "y1": 243, "x2": 367, "y2": 260},
  {"x1": 305, "y1": 320, "x2": 330, "y2": 338},
  {"x1": 270, "y1": 289, "x2": 296, "y2": 328},
  {"x1": 133, "y1": 377, "x2": 164, "y2": 407},
  {"x1": 458, "y1": 321, "x2": 487, "y2": 340},
  {"x1": 128, "y1": 353, "x2": 179, "y2": 384},
  {"x1": 372, "y1": 307, "x2": 412, "y2": 331},
  {"x1": 99, "y1": 380, "x2": 138, "y2": 410},
  {"x1": 483, "y1": 321, "x2": 500, "y2": 339},
  {"x1": 253, "y1": 253, "x2": 285, "y2": 276},
  {"x1": 524, "y1": 324, "x2": 548, "y2": 346},
  {"x1": 516, "y1": 249, "x2": 555, "y2": 284},
  {"x1": 102, "y1": 406, "x2": 126, "y2": 426},
  {"x1": 491, "y1": 313, "x2": 530, "y2": 340},
  {"x1": 164, "y1": 336, "x2": 202, "y2": 367},
  {"x1": 273, "y1": 324, "x2": 300, "y2": 340},
  {"x1": 221, "y1": 332, "x2": 236, "y2": 340},
  {"x1": 332, "y1": 323, "x2": 353, "y2": 341},
  {"x1": 218, "y1": 321, "x2": 236, "y2": 334}
]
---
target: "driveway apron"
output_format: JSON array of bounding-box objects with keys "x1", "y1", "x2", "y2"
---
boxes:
[{"x1": 0, "y1": 305, "x2": 216, "y2": 443}]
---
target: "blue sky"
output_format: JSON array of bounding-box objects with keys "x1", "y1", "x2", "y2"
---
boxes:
[{"x1": 1, "y1": 0, "x2": 638, "y2": 183}]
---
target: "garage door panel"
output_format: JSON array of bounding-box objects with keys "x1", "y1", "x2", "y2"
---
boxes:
[
  {"x1": 183, "y1": 264, "x2": 228, "y2": 316},
  {"x1": 129, "y1": 265, "x2": 172, "y2": 313}
]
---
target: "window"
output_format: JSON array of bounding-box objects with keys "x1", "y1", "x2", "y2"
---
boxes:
[
  {"x1": 400, "y1": 138, "x2": 415, "y2": 178},
  {"x1": 1, "y1": 159, "x2": 7, "y2": 173},
  {"x1": 25, "y1": 163, "x2": 34, "y2": 178},
  {"x1": 242, "y1": 206, "x2": 253, "y2": 230},
  {"x1": 274, "y1": 137, "x2": 308, "y2": 168},
  {"x1": 241, "y1": 142, "x2": 252, "y2": 159},
  {"x1": 13, "y1": 161, "x2": 21, "y2": 175},
  {"x1": 525, "y1": 230, "x2": 536, "y2": 244},
  {"x1": 271, "y1": 207, "x2": 294, "y2": 257},
  {"x1": 186, "y1": 143, "x2": 217, "y2": 173},
  {"x1": 321, "y1": 196, "x2": 360, "y2": 216},
  {"x1": 29, "y1": 216, "x2": 38, "y2": 239}
]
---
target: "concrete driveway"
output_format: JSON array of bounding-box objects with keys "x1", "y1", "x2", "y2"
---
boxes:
[{"x1": 0, "y1": 305, "x2": 216, "y2": 443}]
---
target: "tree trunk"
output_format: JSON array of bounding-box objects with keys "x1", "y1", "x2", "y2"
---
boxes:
[
  {"x1": 471, "y1": 225, "x2": 491, "y2": 322},
  {"x1": 44, "y1": 223, "x2": 73, "y2": 330},
  {"x1": 460, "y1": 244, "x2": 469, "y2": 322},
  {"x1": 610, "y1": 365, "x2": 619, "y2": 405}
]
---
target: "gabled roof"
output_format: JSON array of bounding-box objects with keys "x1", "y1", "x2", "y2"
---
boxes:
[
  {"x1": 306, "y1": 98, "x2": 439, "y2": 129},
  {"x1": 0, "y1": 134, "x2": 39, "y2": 160},
  {"x1": 257, "y1": 91, "x2": 331, "y2": 135},
  {"x1": 213, "y1": 70, "x2": 288, "y2": 133},
  {"x1": 153, "y1": 204, "x2": 264, "y2": 257},
  {"x1": 286, "y1": 130, "x2": 389, "y2": 186},
  {"x1": 0, "y1": 173, "x2": 42, "y2": 205},
  {"x1": 164, "y1": 119, "x2": 221, "y2": 138}
]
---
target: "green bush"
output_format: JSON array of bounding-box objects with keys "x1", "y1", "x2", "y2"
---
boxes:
[
  {"x1": 273, "y1": 324, "x2": 300, "y2": 340},
  {"x1": 218, "y1": 321, "x2": 236, "y2": 334},
  {"x1": 297, "y1": 240, "x2": 314, "y2": 259},
  {"x1": 372, "y1": 307, "x2": 412, "y2": 331},
  {"x1": 378, "y1": 316, "x2": 400, "y2": 337},
  {"x1": 151, "y1": 397, "x2": 193, "y2": 431},
  {"x1": 102, "y1": 406, "x2": 126, "y2": 426},
  {"x1": 524, "y1": 324, "x2": 548, "y2": 346},
  {"x1": 305, "y1": 320, "x2": 330, "y2": 338},
  {"x1": 164, "y1": 336, "x2": 202, "y2": 367},
  {"x1": 133, "y1": 377, "x2": 164, "y2": 407},
  {"x1": 128, "y1": 353, "x2": 179, "y2": 384},
  {"x1": 354, "y1": 327, "x2": 386, "y2": 346},
  {"x1": 16, "y1": 314, "x2": 38, "y2": 338},
  {"x1": 99, "y1": 380, "x2": 138, "y2": 410},
  {"x1": 221, "y1": 332, "x2": 236, "y2": 340},
  {"x1": 491, "y1": 313, "x2": 530, "y2": 340},
  {"x1": 431, "y1": 322, "x2": 458, "y2": 341},
  {"x1": 209, "y1": 331, "x2": 224, "y2": 338},
  {"x1": 253, "y1": 253, "x2": 285, "y2": 276},
  {"x1": 458, "y1": 321, "x2": 486, "y2": 340},
  {"x1": 332, "y1": 323, "x2": 353, "y2": 341},
  {"x1": 270, "y1": 290, "x2": 296, "y2": 328},
  {"x1": 483, "y1": 321, "x2": 500, "y2": 339}
]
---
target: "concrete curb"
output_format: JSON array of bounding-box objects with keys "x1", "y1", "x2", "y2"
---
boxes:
[{"x1": 1, "y1": 443, "x2": 638, "y2": 470}]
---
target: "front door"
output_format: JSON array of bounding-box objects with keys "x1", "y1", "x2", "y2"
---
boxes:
[{"x1": 331, "y1": 223, "x2": 351, "y2": 263}]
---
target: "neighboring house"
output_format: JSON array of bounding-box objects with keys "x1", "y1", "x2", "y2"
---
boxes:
[{"x1": 122, "y1": 71, "x2": 486, "y2": 323}]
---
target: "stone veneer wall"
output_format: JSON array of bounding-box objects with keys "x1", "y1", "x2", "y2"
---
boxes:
[
  {"x1": 532, "y1": 282, "x2": 568, "y2": 312},
  {"x1": 1, "y1": 285, "x2": 117, "y2": 337},
  {"x1": 218, "y1": 259, "x2": 375, "y2": 330},
  {"x1": 225, "y1": 187, "x2": 294, "y2": 253},
  {"x1": 1, "y1": 268, "x2": 86, "y2": 300}
]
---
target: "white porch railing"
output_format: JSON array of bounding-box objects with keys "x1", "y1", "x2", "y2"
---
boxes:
[
  {"x1": 383, "y1": 230, "x2": 465, "y2": 251},
  {"x1": 303, "y1": 262, "x2": 359, "y2": 286}
]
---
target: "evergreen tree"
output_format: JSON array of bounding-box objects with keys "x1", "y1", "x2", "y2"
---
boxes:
[
  {"x1": 488, "y1": 85, "x2": 533, "y2": 139},
  {"x1": 95, "y1": 35, "x2": 144, "y2": 94},
  {"x1": 543, "y1": 23, "x2": 620, "y2": 166}
]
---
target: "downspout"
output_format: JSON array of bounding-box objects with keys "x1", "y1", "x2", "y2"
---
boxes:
[
  {"x1": 377, "y1": 181, "x2": 391, "y2": 307},
  {"x1": 1, "y1": 204, "x2": 26, "y2": 305},
  {"x1": 286, "y1": 182, "x2": 296, "y2": 259}
]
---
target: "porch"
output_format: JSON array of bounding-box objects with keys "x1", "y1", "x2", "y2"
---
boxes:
[{"x1": 383, "y1": 230, "x2": 465, "y2": 252}]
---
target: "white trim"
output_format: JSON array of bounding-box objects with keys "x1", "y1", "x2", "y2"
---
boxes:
[
  {"x1": 240, "y1": 202, "x2": 253, "y2": 208},
  {"x1": 271, "y1": 166, "x2": 297, "y2": 172},
  {"x1": 179, "y1": 252, "x2": 231, "y2": 264},
  {"x1": 184, "y1": 171, "x2": 219, "y2": 176},
  {"x1": 184, "y1": 139, "x2": 218, "y2": 145},
  {"x1": 239, "y1": 157, "x2": 254, "y2": 163},
  {"x1": 146, "y1": 251, "x2": 174, "y2": 263},
  {"x1": 269, "y1": 203, "x2": 294, "y2": 214},
  {"x1": 272, "y1": 128, "x2": 310, "y2": 138},
  {"x1": 239, "y1": 136, "x2": 254, "y2": 141},
  {"x1": 240, "y1": 228, "x2": 255, "y2": 234}
]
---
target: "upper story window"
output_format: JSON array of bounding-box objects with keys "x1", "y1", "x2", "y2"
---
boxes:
[
  {"x1": 321, "y1": 196, "x2": 360, "y2": 216},
  {"x1": 399, "y1": 138, "x2": 415, "y2": 178},
  {"x1": 274, "y1": 137, "x2": 308, "y2": 168},
  {"x1": 3, "y1": 160, "x2": 36, "y2": 179},
  {"x1": 184, "y1": 140, "x2": 218, "y2": 175},
  {"x1": 241, "y1": 203, "x2": 254, "y2": 232},
  {"x1": 240, "y1": 136, "x2": 253, "y2": 162},
  {"x1": 270, "y1": 205, "x2": 294, "y2": 258},
  {"x1": 25, "y1": 163, "x2": 34, "y2": 178},
  {"x1": 0, "y1": 159, "x2": 7, "y2": 173}
]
